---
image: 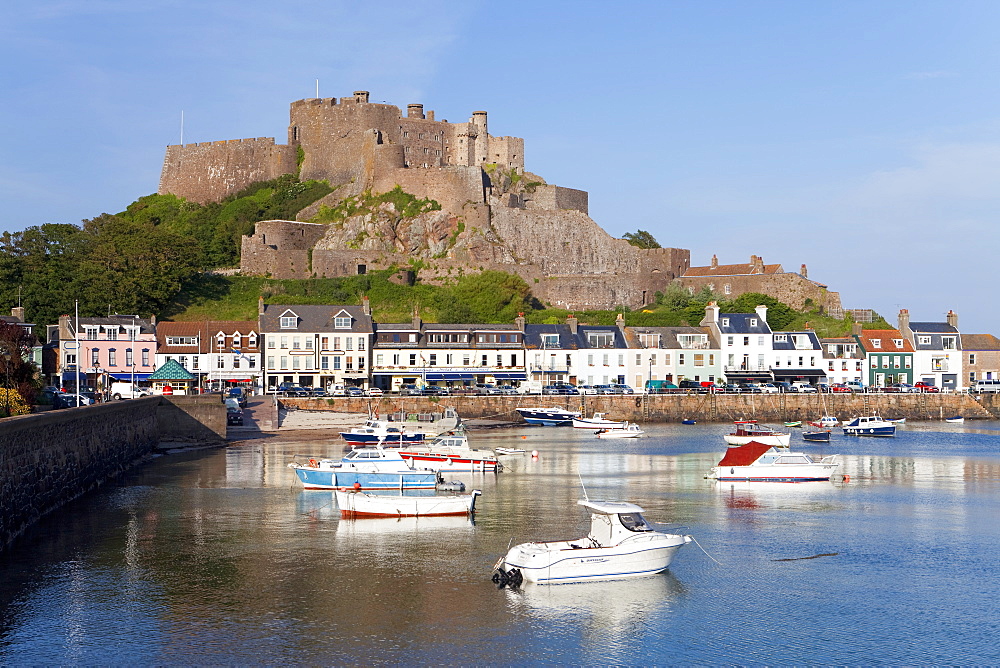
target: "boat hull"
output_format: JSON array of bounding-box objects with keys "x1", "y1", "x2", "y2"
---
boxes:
[
  {"x1": 843, "y1": 425, "x2": 895, "y2": 436},
  {"x1": 802, "y1": 431, "x2": 831, "y2": 442},
  {"x1": 291, "y1": 466, "x2": 437, "y2": 490},
  {"x1": 398, "y1": 451, "x2": 498, "y2": 472},
  {"x1": 724, "y1": 433, "x2": 790, "y2": 447},
  {"x1": 335, "y1": 490, "x2": 479, "y2": 518},
  {"x1": 709, "y1": 463, "x2": 839, "y2": 482},
  {"x1": 595, "y1": 427, "x2": 644, "y2": 438},
  {"x1": 341, "y1": 432, "x2": 425, "y2": 446},
  {"x1": 503, "y1": 534, "x2": 689, "y2": 584},
  {"x1": 517, "y1": 408, "x2": 580, "y2": 426}
]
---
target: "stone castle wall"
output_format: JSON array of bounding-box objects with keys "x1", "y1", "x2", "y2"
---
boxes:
[
  {"x1": 678, "y1": 273, "x2": 842, "y2": 312},
  {"x1": 159, "y1": 138, "x2": 297, "y2": 204}
]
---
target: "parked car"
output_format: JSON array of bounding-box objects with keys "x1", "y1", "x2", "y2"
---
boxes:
[
  {"x1": 227, "y1": 387, "x2": 248, "y2": 406},
  {"x1": 791, "y1": 382, "x2": 817, "y2": 393},
  {"x1": 739, "y1": 383, "x2": 763, "y2": 394},
  {"x1": 816, "y1": 383, "x2": 831, "y2": 393},
  {"x1": 972, "y1": 379, "x2": 1000, "y2": 393},
  {"x1": 365, "y1": 387, "x2": 384, "y2": 397},
  {"x1": 496, "y1": 385, "x2": 518, "y2": 395},
  {"x1": 774, "y1": 381, "x2": 795, "y2": 393},
  {"x1": 758, "y1": 383, "x2": 780, "y2": 394},
  {"x1": 422, "y1": 385, "x2": 450, "y2": 396},
  {"x1": 830, "y1": 383, "x2": 852, "y2": 393},
  {"x1": 577, "y1": 384, "x2": 598, "y2": 395},
  {"x1": 398, "y1": 383, "x2": 422, "y2": 396},
  {"x1": 722, "y1": 383, "x2": 742, "y2": 393},
  {"x1": 54, "y1": 393, "x2": 93, "y2": 408},
  {"x1": 591, "y1": 384, "x2": 616, "y2": 395},
  {"x1": 474, "y1": 383, "x2": 501, "y2": 395},
  {"x1": 345, "y1": 386, "x2": 365, "y2": 397},
  {"x1": 280, "y1": 385, "x2": 310, "y2": 397},
  {"x1": 914, "y1": 382, "x2": 940, "y2": 393},
  {"x1": 226, "y1": 407, "x2": 244, "y2": 426},
  {"x1": 846, "y1": 381, "x2": 867, "y2": 393},
  {"x1": 611, "y1": 383, "x2": 635, "y2": 394},
  {"x1": 887, "y1": 383, "x2": 916, "y2": 393},
  {"x1": 543, "y1": 383, "x2": 580, "y2": 395}
]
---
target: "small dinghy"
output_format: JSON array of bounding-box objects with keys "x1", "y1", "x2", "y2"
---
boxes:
[
  {"x1": 495, "y1": 447, "x2": 526, "y2": 455},
  {"x1": 802, "y1": 430, "x2": 831, "y2": 442},
  {"x1": 681, "y1": 419, "x2": 697, "y2": 425},
  {"x1": 945, "y1": 416, "x2": 964, "y2": 424},
  {"x1": 493, "y1": 500, "x2": 691, "y2": 586},
  {"x1": 784, "y1": 421, "x2": 802, "y2": 428}
]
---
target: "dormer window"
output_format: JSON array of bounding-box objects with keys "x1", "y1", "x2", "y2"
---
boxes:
[
  {"x1": 721, "y1": 318, "x2": 730, "y2": 327},
  {"x1": 872, "y1": 340, "x2": 882, "y2": 348},
  {"x1": 216, "y1": 332, "x2": 226, "y2": 348},
  {"x1": 334, "y1": 311, "x2": 352, "y2": 329},
  {"x1": 774, "y1": 334, "x2": 787, "y2": 342},
  {"x1": 232, "y1": 332, "x2": 241, "y2": 348},
  {"x1": 542, "y1": 334, "x2": 559, "y2": 347},
  {"x1": 248, "y1": 332, "x2": 257, "y2": 347},
  {"x1": 749, "y1": 318, "x2": 758, "y2": 327},
  {"x1": 280, "y1": 311, "x2": 298, "y2": 329},
  {"x1": 893, "y1": 339, "x2": 903, "y2": 348}
]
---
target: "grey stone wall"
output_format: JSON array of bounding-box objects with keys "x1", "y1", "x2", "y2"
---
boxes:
[{"x1": 0, "y1": 398, "x2": 159, "y2": 551}]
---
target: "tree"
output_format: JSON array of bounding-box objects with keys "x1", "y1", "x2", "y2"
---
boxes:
[
  {"x1": 435, "y1": 271, "x2": 535, "y2": 323},
  {"x1": 0, "y1": 320, "x2": 39, "y2": 415},
  {"x1": 622, "y1": 230, "x2": 661, "y2": 249}
]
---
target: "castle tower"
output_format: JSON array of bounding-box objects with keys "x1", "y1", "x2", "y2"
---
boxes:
[
  {"x1": 354, "y1": 91, "x2": 369, "y2": 103},
  {"x1": 407, "y1": 103, "x2": 424, "y2": 119}
]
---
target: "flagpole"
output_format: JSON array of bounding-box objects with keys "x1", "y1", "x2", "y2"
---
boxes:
[{"x1": 75, "y1": 300, "x2": 81, "y2": 406}]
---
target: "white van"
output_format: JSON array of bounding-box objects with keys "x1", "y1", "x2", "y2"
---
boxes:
[
  {"x1": 516, "y1": 381, "x2": 543, "y2": 395},
  {"x1": 972, "y1": 379, "x2": 1000, "y2": 394},
  {"x1": 109, "y1": 381, "x2": 151, "y2": 400},
  {"x1": 328, "y1": 383, "x2": 346, "y2": 396}
]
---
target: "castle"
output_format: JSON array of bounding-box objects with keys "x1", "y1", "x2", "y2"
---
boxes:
[{"x1": 158, "y1": 91, "x2": 838, "y2": 313}]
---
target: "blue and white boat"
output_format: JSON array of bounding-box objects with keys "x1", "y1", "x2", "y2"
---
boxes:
[
  {"x1": 843, "y1": 414, "x2": 896, "y2": 437},
  {"x1": 340, "y1": 418, "x2": 426, "y2": 446},
  {"x1": 288, "y1": 446, "x2": 438, "y2": 490},
  {"x1": 516, "y1": 406, "x2": 581, "y2": 426}
]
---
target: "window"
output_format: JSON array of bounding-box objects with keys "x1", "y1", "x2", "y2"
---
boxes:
[
  {"x1": 268, "y1": 356, "x2": 275, "y2": 370},
  {"x1": 142, "y1": 350, "x2": 149, "y2": 366},
  {"x1": 587, "y1": 353, "x2": 594, "y2": 366},
  {"x1": 280, "y1": 356, "x2": 288, "y2": 369},
  {"x1": 721, "y1": 318, "x2": 730, "y2": 327},
  {"x1": 511, "y1": 354, "x2": 518, "y2": 366},
  {"x1": 679, "y1": 354, "x2": 685, "y2": 365},
  {"x1": 727, "y1": 336, "x2": 734, "y2": 346},
  {"x1": 232, "y1": 333, "x2": 241, "y2": 348},
  {"x1": 293, "y1": 357, "x2": 301, "y2": 370},
  {"x1": 280, "y1": 315, "x2": 296, "y2": 329},
  {"x1": 904, "y1": 357, "x2": 911, "y2": 369},
  {"x1": 167, "y1": 336, "x2": 198, "y2": 346},
  {"x1": 542, "y1": 333, "x2": 559, "y2": 347},
  {"x1": 393, "y1": 354, "x2": 400, "y2": 365},
  {"x1": 651, "y1": 354, "x2": 657, "y2": 365},
  {"x1": 305, "y1": 338, "x2": 313, "y2": 350},
  {"x1": 333, "y1": 357, "x2": 341, "y2": 370},
  {"x1": 743, "y1": 337, "x2": 750, "y2": 346},
  {"x1": 248, "y1": 333, "x2": 257, "y2": 348},
  {"x1": 409, "y1": 353, "x2": 417, "y2": 366},
  {"x1": 970, "y1": 353, "x2": 977, "y2": 365},
  {"x1": 893, "y1": 356, "x2": 900, "y2": 368},
  {"x1": 304, "y1": 358, "x2": 312, "y2": 370},
  {"x1": 321, "y1": 337, "x2": 329, "y2": 350},
  {"x1": 602, "y1": 353, "x2": 609, "y2": 366},
  {"x1": 429, "y1": 354, "x2": 437, "y2": 366},
  {"x1": 942, "y1": 337, "x2": 956, "y2": 350},
  {"x1": 481, "y1": 354, "x2": 488, "y2": 366},
  {"x1": 872, "y1": 339, "x2": 882, "y2": 348},
  {"x1": 293, "y1": 337, "x2": 301, "y2": 350},
  {"x1": 217, "y1": 355, "x2": 225, "y2": 369},
  {"x1": 618, "y1": 354, "x2": 624, "y2": 366},
  {"x1": 358, "y1": 338, "x2": 365, "y2": 351},
  {"x1": 126, "y1": 349, "x2": 133, "y2": 367},
  {"x1": 109, "y1": 350, "x2": 117, "y2": 366},
  {"x1": 85, "y1": 327, "x2": 98, "y2": 340},
  {"x1": 587, "y1": 332, "x2": 615, "y2": 348},
  {"x1": 774, "y1": 334, "x2": 787, "y2": 342},
  {"x1": 233, "y1": 357, "x2": 240, "y2": 369},
  {"x1": 918, "y1": 336, "x2": 931, "y2": 345},
  {"x1": 321, "y1": 356, "x2": 329, "y2": 370},
  {"x1": 280, "y1": 336, "x2": 288, "y2": 349},
  {"x1": 694, "y1": 354, "x2": 705, "y2": 367},
  {"x1": 333, "y1": 337, "x2": 341, "y2": 350},
  {"x1": 91, "y1": 349, "x2": 99, "y2": 365},
  {"x1": 193, "y1": 357, "x2": 199, "y2": 370},
  {"x1": 871, "y1": 357, "x2": 878, "y2": 369},
  {"x1": 724, "y1": 284, "x2": 731, "y2": 295},
  {"x1": 376, "y1": 354, "x2": 384, "y2": 366},
  {"x1": 335, "y1": 315, "x2": 351, "y2": 329},
  {"x1": 268, "y1": 338, "x2": 275, "y2": 349},
  {"x1": 893, "y1": 339, "x2": 903, "y2": 348},
  {"x1": 345, "y1": 337, "x2": 353, "y2": 351},
  {"x1": 496, "y1": 355, "x2": 503, "y2": 367}
]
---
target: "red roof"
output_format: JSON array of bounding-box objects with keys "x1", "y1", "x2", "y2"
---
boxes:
[{"x1": 717, "y1": 441, "x2": 772, "y2": 467}]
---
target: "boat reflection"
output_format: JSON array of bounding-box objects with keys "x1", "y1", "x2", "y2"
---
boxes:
[
  {"x1": 504, "y1": 572, "x2": 685, "y2": 631},
  {"x1": 712, "y1": 479, "x2": 843, "y2": 510},
  {"x1": 334, "y1": 513, "x2": 476, "y2": 536}
]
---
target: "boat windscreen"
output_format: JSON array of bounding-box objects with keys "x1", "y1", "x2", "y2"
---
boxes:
[{"x1": 618, "y1": 513, "x2": 653, "y2": 532}]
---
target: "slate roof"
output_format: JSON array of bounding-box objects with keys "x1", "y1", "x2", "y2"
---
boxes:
[
  {"x1": 717, "y1": 313, "x2": 773, "y2": 335},
  {"x1": 523, "y1": 324, "x2": 580, "y2": 350},
  {"x1": 961, "y1": 334, "x2": 1000, "y2": 351},
  {"x1": 259, "y1": 304, "x2": 373, "y2": 333},
  {"x1": 771, "y1": 331, "x2": 822, "y2": 351},
  {"x1": 909, "y1": 322, "x2": 959, "y2": 334},
  {"x1": 69, "y1": 315, "x2": 155, "y2": 336},
  {"x1": 626, "y1": 326, "x2": 715, "y2": 349}
]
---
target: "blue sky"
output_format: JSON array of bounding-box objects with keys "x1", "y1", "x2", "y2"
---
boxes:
[{"x1": 2, "y1": 0, "x2": 999, "y2": 334}]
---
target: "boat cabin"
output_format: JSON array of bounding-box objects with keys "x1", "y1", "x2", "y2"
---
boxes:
[{"x1": 580, "y1": 500, "x2": 655, "y2": 547}]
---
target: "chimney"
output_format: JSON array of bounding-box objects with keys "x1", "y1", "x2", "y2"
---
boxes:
[
  {"x1": 852, "y1": 322, "x2": 863, "y2": 337},
  {"x1": 615, "y1": 313, "x2": 625, "y2": 330},
  {"x1": 354, "y1": 91, "x2": 369, "y2": 104},
  {"x1": 515, "y1": 311, "x2": 525, "y2": 331},
  {"x1": 755, "y1": 304, "x2": 768, "y2": 324},
  {"x1": 800, "y1": 263, "x2": 808, "y2": 279},
  {"x1": 700, "y1": 301, "x2": 720, "y2": 327},
  {"x1": 567, "y1": 314, "x2": 578, "y2": 335},
  {"x1": 710, "y1": 254, "x2": 718, "y2": 269},
  {"x1": 946, "y1": 309, "x2": 958, "y2": 329},
  {"x1": 412, "y1": 306, "x2": 422, "y2": 331},
  {"x1": 407, "y1": 103, "x2": 424, "y2": 119},
  {"x1": 150, "y1": 314, "x2": 156, "y2": 328},
  {"x1": 258, "y1": 296, "x2": 265, "y2": 315},
  {"x1": 426, "y1": 110, "x2": 435, "y2": 121},
  {"x1": 898, "y1": 308, "x2": 910, "y2": 336},
  {"x1": 11, "y1": 306, "x2": 24, "y2": 321},
  {"x1": 362, "y1": 295, "x2": 371, "y2": 316}
]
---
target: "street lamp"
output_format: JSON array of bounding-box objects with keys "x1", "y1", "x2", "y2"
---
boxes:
[{"x1": 0, "y1": 345, "x2": 10, "y2": 417}]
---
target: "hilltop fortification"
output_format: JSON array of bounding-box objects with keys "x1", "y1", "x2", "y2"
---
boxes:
[{"x1": 158, "y1": 91, "x2": 833, "y2": 312}]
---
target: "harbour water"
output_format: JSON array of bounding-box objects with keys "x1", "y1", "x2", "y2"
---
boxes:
[{"x1": 1, "y1": 421, "x2": 999, "y2": 664}]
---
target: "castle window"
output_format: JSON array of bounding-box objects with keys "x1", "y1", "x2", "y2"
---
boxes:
[{"x1": 403, "y1": 131, "x2": 408, "y2": 138}]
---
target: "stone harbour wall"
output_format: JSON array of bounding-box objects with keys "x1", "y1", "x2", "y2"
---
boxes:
[{"x1": 0, "y1": 398, "x2": 159, "y2": 552}]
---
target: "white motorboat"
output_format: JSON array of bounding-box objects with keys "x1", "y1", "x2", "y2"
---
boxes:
[
  {"x1": 335, "y1": 489, "x2": 481, "y2": 518},
  {"x1": 493, "y1": 500, "x2": 692, "y2": 586},
  {"x1": 945, "y1": 416, "x2": 964, "y2": 424},
  {"x1": 595, "y1": 423, "x2": 644, "y2": 439},
  {"x1": 723, "y1": 420, "x2": 791, "y2": 447},
  {"x1": 706, "y1": 441, "x2": 840, "y2": 482},
  {"x1": 495, "y1": 447, "x2": 526, "y2": 455},
  {"x1": 843, "y1": 414, "x2": 896, "y2": 437},
  {"x1": 340, "y1": 418, "x2": 426, "y2": 446},
  {"x1": 808, "y1": 416, "x2": 840, "y2": 428},
  {"x1": 572, "y1": 412, "x2": 625, "y2": 430},
  {"x1": 397, "y1": 427, "x2": 499, "y2": 472}
]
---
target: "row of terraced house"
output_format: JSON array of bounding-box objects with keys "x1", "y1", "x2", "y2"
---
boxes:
[{"x1": 15, "y1": 298, "x2": 1000, "y2": 396}]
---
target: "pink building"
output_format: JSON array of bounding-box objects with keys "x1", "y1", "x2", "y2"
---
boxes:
[{"x1": 57, "y1": 314, "x2": 158, "y2": 391}]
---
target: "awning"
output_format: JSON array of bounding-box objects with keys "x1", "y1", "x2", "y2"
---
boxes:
[
  {"x1": 108, "y1": 373, "x2": 152, "y2": 381},
  {"x1": 772, "y1": 369, "x2": 827, "y2": 378},
  {"x1": 425, "y1": 373, "x2": 474, "y2": 381},
  {"x1": 492, "y1": 373, "x2": 527, "y2": 380}
]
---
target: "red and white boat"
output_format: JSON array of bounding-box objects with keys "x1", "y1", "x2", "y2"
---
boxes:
[
  {"x1": 723, "y1": 420, "x2": 790, "y2": 447},
  {"x1": 707, "y1": 441, "x2": 839, "y2": 482},
  {"x1": 398, "y1": 428, "x2": 499, "y2": 473}
]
